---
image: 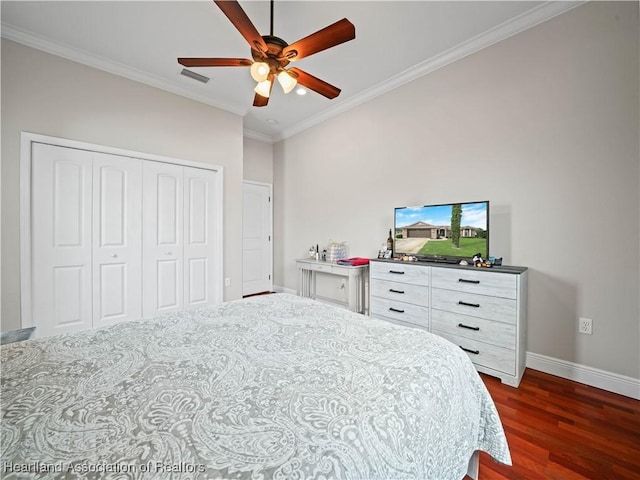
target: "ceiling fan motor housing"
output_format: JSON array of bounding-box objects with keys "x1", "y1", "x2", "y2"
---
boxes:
[{"x1": 252, "y1": 35, "x2": 292, "y2": 75}]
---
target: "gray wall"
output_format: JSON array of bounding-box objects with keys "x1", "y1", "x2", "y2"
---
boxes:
[
  {"x1": 243, "y1": 137, "x2": 273, "y2": 184},
  {"x1": 273, "y1": 2, "x2": 639, "y2": 378},
  {"x1": 1, "y1": 39, "x2": 245, "y2": 332}
]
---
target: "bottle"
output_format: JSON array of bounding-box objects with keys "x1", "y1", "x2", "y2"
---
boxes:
[{"x1": 387, "y1": 229, "x2": 394, "y2": 255}]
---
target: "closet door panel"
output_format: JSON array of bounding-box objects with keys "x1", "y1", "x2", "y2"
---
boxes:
[
  {"x1": 187, "y1": 258, "x2": 207, "y2": 304},
  {"x1": 32, "y1": 143, "x2": 93, "y2": 337},
  {"x1": 92, "y1": 153, "x2": 142, "y2": 328},
  {"x1": 158, "y1": 259, "x2": 180, "y2": 308},
  {"x1": 184, "y1": 167, "x2": 220, "y2": 308},
  {"x1": 143, "y1": 162, "x2": 184, "y2": 317}
]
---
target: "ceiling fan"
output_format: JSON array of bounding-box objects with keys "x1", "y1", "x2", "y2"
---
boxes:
[{"x1": 178, "y1": 0, "x2": 356, "y2": 107}]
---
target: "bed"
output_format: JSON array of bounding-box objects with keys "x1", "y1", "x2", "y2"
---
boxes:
[{"x1": 1, "y1": 293, "x2": 511, "y2": 479}]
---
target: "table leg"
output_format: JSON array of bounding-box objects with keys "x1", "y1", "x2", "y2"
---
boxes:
[
  {"x1": 347, "y1": 271, "x2": 357, "y2": 312},
  {"x1": 358, "y1": 271, "x2": 364, "y2": 314}
]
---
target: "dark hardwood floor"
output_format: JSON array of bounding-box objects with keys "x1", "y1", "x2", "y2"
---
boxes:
[
  {"x1": 242, "y1": 291, "x2": 275, "y2": 298},
  {"x1": 470, "y1": 369, "x2": 640, "y2": 480}
]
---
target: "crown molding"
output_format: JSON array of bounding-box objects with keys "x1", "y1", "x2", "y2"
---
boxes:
[
  {"x1": 243, "y1": 129, "x2": 274, "y2": 144},
  {"x1": 0, "y1": 23, "x2": 248, "y2": 117},
  {"x1": 274, "y1": 1, "x2": 585, "y2": 142}
]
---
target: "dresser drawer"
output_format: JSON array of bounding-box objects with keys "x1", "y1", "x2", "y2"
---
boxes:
[
  {"x1": 371, "y1": 297, "x2": 429, "y2": 329},
  {"x1": 431, "y1": 309, "x2": 516, "y2": 350},
  {"x1": 431, "y1": 288, "x2": 517, "y2": 324},
  {"x1": 370, "y1": 261, "x2": 430, "y2": 286},
  {"x1": 433, "y1": 330, "x2": 516, "y2": 375},
  {"x1": 305, "y1": 262, "x2": 337, "y2": 274},
  {"x1": 431, "y1": 268, "x2": 516, "y2": 299},
  {"x1": 370, "y1": 279, "x2": 429, "y2": 307}
]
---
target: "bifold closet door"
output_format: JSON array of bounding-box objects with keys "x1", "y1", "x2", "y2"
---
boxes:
[
  {"x1": 32, "y1": 144, "x2": 93, "y2": 337},
  {"x1": 142, "y1": 163, "x2": 220, "y2": 317},
  {"x1": 92, "y1": 153, "x2": 142, "y2": 328},
  {"x1": 184, "y1": 167, "x2": 221, "y2": 308},
  {"x1": 142, "y1": 161, "x2": 184, "y2": 317},
  {"x1": 32, "y1": 144, "x2": 144, "y2": 337}
]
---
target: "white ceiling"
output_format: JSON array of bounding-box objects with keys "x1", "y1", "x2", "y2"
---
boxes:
[{"x1": 1, "y1": 1, "x2": 579, "y2": 142}]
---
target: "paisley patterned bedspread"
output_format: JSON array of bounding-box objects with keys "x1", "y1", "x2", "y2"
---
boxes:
[{"x1": 1, "y1": 293, "x2": 511, "y2": 479}]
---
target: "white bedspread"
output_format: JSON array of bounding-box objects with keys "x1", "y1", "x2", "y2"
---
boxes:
[{"x1": 1, "y1": 293, "x2": 510, "y2": 479}]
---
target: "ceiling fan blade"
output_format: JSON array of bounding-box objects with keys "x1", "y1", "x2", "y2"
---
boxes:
[
  {"x1": 253, "y1": 93, "x2": 269, "y2": 107},
  {"x1": 178, "y1": 58, "x2": 252, "y2": 67},
  {"x1": 282, "y1": 18, "x2": 355, "y2": 61},
  {"x1": 289, "y1": 68, "x2": 341, "y2": 99},
  {"x1": 214, "y1": 0, "x2": 268, "y2": 53}
]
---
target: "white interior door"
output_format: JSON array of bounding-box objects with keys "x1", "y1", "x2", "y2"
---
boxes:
[
  {"x1": 184, "y1": 167, "x2": 222, "y2": 308},
  {"x1": 32, "y1": 143, "x2": 93, "y2": 337},
  {"x1": 142, "y1": 161, "x2": 184, "y2": 317},
  {"x1": 92, "y1": 153, "x2": 142, "y2": 328},
  {"x1": 242, "y1": 182, "x2": 272, "y2": 296}
]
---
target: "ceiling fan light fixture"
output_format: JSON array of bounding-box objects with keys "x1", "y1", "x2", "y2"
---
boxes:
[
  {"x1": 277, "y1": 71, "x2": 297, "y2": 94},
  {"x1": 178, "y1": 0, "x2": 356, "y2": 106},
  {"x1": 254, "y1": 79, "x2": 272, "y2": 98},
  {"x1": 250, "y1": 62, "x2": 270, "y2": 82}
]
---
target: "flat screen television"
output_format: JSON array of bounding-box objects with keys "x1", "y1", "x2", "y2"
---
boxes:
[{"x1": 394, "y1": 201, "x2": 489, "y2": 263}]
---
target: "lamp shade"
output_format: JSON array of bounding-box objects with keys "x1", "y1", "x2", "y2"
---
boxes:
[
  {"x1": 254, "y1": 79, "x2": 272, "y2": 98},
  {"x1": 277, "y1": 71, "x2": 297, "y2": 94},
  {"x1": 250, "y1": 62, "x2": 270, "y2": 82}
]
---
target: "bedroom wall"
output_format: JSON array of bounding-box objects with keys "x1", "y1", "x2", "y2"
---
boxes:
[
  {"x1": 273, "y1": 2, "x2": 639, "y2": 379},
  {"x1": 243, "y1": 137, "x2": 273, "y2": 184},
  {"x1": 1, "y1": 39, "x2": 245, "y2": 332}
]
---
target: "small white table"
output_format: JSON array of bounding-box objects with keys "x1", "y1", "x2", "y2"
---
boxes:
[{"x1": 296, "y1": 259, "x2": 369, "y2": 314}]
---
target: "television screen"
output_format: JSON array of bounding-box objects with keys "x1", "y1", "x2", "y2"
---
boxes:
[{"x1": 394, "y1": 201, "x2": 489, "y2": 261}]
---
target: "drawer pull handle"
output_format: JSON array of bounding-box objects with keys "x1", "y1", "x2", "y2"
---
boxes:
[
  {"x1": 460, "y1": 346, "x2": 480, "y2": 355},
  {"x1": 458, "y1": 301, "x2": 480, "y2": 308},
  {"x1": 389, "y1": 288, "x2": 405, "y2": 294},
  {"x1": 389, "y1": 307, "x2": 405, "y2": 313},
  {"x1": 458, "y1": 323, "x2": 480, "y2": 331},
  {"x1": 389, "y1": 270, "x2": 405, "y2": 275},
  {"x1": 458, "y1": 278, "x2": 480, "y2": 284}
]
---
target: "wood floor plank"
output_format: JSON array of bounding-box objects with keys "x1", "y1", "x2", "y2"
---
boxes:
[{"x1": 467, "y1": 368, "x2": 640, "y2": 480}]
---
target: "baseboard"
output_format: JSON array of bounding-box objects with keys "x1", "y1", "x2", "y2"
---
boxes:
[
  {"x1": 526, "y1": 352, "x2": 640, "y2": 400},
  {"x1": 273, "y1": 285, "x2": 296, "y2": 295}
]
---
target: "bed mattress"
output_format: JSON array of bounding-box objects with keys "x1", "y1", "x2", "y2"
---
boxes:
[{"x1": 1, "y1": 293, "x2": 510, "y2": 479}]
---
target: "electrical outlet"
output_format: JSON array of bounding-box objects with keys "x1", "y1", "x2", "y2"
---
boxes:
[
  {"x1": 578, "y1": 317, "x2": 593, "y2": 335},
  {"x1": 224, "y1": 277, "x2": 231, "y2": 287}
]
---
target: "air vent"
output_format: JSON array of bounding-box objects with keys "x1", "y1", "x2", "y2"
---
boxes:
[{"x1": 180, "y1": 69, "x2": 210, "y2": 84}]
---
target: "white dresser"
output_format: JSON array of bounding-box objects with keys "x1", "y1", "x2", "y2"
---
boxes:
[{"x1": 370, "y1": 259, "x2": 527, "y2": 387}]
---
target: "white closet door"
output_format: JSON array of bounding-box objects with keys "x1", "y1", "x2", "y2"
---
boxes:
[
  {"x1": 183, "y1": 167, "x2": 221, "y2": 308},
  {"x1": 142, "y1": 161, "x2": 184, "y2": 317},
  {"x1": 92, "y1": 153, "x2": 142, "y2": 328},
  {"x1": 32, "y1": 143, "x2": 93, "y2": 337}
]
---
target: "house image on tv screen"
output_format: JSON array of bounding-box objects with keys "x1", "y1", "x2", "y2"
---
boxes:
[
  {"x1": 394, "y1": 202, "x2": 489, "y2": 258},
  {"x1": 399, "y1": 221, "x2": 479, "y2": 240}
]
